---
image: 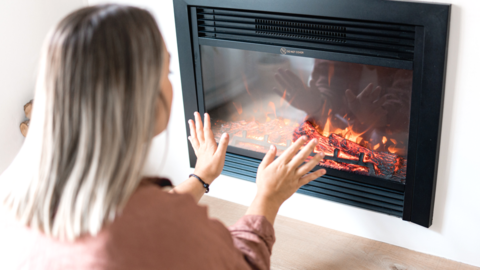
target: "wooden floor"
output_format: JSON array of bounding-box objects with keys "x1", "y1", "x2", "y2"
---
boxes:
[{"x1": 199, "y1": 195, "x2": 478, "y2": 270}]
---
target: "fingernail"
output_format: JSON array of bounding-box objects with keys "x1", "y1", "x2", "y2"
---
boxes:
[
  {"x1": 270, "y1": 145, "x2": 275, "y2": 151},
  {"x1": 221, "y1": 133, "x2": 226, "y2": 138},
  {"x1": 302, "y1": 136, "x2": 307, "y2": 140},
  {"x1": 313, "y1": 139, "x2": 318, "y2": 144}
]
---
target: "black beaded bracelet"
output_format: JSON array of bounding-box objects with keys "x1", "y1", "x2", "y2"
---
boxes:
[{"x1": 189, "y1": 174, "x2": 209, "y2": 193}]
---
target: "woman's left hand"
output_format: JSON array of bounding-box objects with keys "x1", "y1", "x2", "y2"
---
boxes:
[{"x1": 188, "y1": 112, "x2": 229, "y2": 184}]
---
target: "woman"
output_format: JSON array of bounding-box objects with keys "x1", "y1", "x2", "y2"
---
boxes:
[{"x1": 0, "y1": 4, "x2": 326, "y2": 269}]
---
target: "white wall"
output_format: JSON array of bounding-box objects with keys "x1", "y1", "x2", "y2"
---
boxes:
[
  {"x1": 0, "y1": 0, "x2": 86, "y2": 173},
  {"x1": 2, "y1": 0, "x2": 478, "y2": 267}
]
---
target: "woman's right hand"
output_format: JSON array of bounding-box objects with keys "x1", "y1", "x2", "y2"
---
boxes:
[{"x1": 246, "y1": 136, "x2": 326, "y2": 224}]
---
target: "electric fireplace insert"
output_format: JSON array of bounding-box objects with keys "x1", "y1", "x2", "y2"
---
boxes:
[{"x1": 174, "y1": 0, "x2": 450, "y2": 227}]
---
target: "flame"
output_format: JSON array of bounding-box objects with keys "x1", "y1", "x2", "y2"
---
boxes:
[
  {"x1": 242, "y1": 74, "x2": 253, "y2": 96},
  {"x1": 212, "y1": 119, "x2": 407, "y2": 183},
  {"x1": 268, "y1": 101, "x2": 277, "y2": 119},
  {"x1": 232, "y1": 102, "x2": 243, "y2": 115},
  {"x1": 390, "y1": 138, "x2": 397, "y2": 144},
  {"x1": 328, "y1": 62, "x2": 335, "y2": 87},
  {"x1": 279, "y1": 90, "x2": 287, "y2": 107},
  {"x1": 382, "y1": 136, "x2": 388, "y2": 144},
  {"x1": 388, "y1": 145, "x2": 406, "y2": 155}
]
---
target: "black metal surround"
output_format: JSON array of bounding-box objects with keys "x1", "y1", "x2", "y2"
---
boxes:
[{"x1": 174, "y1": 0, "x2": 450, "y2": 227}]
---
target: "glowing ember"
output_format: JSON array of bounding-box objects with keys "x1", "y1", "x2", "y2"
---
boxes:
[
  {"x1": 213, "y1": 119, "x2": 407, "y2": 183},
  {"x1": 294, "y1": 121, "x2": 406, "y2": 182}
]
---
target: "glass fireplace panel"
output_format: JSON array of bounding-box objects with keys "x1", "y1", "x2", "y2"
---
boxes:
[{"x1": 202, "y1": 46, "x2": 412, "y2": 183}]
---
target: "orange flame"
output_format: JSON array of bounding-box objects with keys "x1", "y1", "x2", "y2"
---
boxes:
[
  {"x1": 373, "y1": 143, "x2": 380, "y2": 150},
  {"x1": 232, "y1": 102, "x2": 243, "y2": 115},
  {"x1": 279, "y1": 90, "x2": 287, "y2": 107},
  {"x1": 382, "y1": 136, "x2": 388, "y2": 144},
  {"x1": 268, "y1": 101, "x2": 277, "y2": 119}
]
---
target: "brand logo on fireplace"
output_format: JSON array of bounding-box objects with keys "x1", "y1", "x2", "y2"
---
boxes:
[{"x1": 280, "y1": 47, "x2": 304, "y2": 55}]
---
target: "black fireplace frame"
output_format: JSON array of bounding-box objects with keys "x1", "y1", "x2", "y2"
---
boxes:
[{"x1": 173, "y1": 0, "x2": 450, "y2": 227}]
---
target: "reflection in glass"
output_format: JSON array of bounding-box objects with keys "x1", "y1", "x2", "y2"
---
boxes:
[{"x1": 202, "y1": 46, "x2": 412, "y2": 183}]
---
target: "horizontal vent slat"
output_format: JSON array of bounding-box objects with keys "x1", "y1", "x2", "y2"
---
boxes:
[
  {"x1": 296, "y1": 189, "x2": 403, "y2": 217},
  {"x1": 222, "y1": 153, "x2": 404, "y2": 217},
  {"x1": 300, "y1": 184, "x2": 403, "y2": 209},
  {"x1": 196, "y1": 7, "x2": 415, "y2": 61}
]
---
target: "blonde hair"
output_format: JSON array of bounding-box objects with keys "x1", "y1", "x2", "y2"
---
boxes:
[{"x1": 0, "y1": 4, "x2": 166, "y2": 240}]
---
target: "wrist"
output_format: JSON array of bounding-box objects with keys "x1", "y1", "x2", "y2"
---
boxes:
[
  {"x1": 246, "y1": 195, "x2": 281, "y2": 225},
  {"x1": 254, "y1": 194, "x2": 282, "y2": 210},
  {"x1": 192, "y1": 169, "x2": 215, "y2": 184}
]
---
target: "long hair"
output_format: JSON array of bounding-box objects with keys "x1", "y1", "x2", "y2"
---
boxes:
[{"x1": 0, "y1": 4, "x2": 166, "y2": 241}]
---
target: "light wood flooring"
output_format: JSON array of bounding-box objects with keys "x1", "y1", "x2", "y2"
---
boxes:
[{"x1": 199, "y1": 195, "x2": 478, "y2": 270}]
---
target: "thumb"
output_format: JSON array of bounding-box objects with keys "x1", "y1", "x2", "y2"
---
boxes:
[
  {"x1": 259, "y1": 145, "x2": 277, "y2": 171},
  {"x1": 214, "y1": 133, "x2": 229, "y2": 158}
]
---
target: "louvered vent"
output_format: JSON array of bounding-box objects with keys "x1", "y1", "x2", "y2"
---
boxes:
[
  {"x1": 223, "y1": 153, "x2": 404, "y2": 217},
  {"x1": 196, "y1": 8, "x2": 415, "y2": 60},
  {"x1": 255, "y1": 19, "x2": 347, "y2": 43}
]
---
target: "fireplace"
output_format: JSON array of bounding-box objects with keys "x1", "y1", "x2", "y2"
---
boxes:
[{"x1": 174, "y1": 0, "x2": 450, "y2": 227}]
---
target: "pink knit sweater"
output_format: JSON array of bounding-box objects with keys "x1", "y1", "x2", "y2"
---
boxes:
[{"x1": 0, "y1": 182, "x2": 275, "y2": 270}]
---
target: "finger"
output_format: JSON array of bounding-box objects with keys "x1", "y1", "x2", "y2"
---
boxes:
[
  {"x1": 358, "y1": 83, "x2": 374, "y2": 100},
  {"x1": 372, "y1": 86, "x2": 382, "y2": 100},
  {"x1": 188, "y1": 120, "x2": 199, "y2": 147},
  {"x1": 279, "y1": 69, "x2": 298, "y2": 90},
  {"x1": 277, "y1": 136, "x2": 307, "y2": 163},
  {"x1": 296, "y1": 151, "x2": 325, "y2": 176},
  {"x1": 275, "y1": 73, "x2": 293, "y2": 92},
  {"x1": 298, "y1": 169, "x2": 327, "y2": 187},
  {"x1": 214, "y1": 133, "x2": 229, "y2": 159},
  {"x1": 259, "y1": 145, "x2": 277, "y2": 171},
  {"x1": 194, "y1": 112, "x2": 205, "y2": 143},
  {"x1": 188, "y1": 137, "x2": 199, "y2": 155},
  {"x1": 273, "y1": 87, "x2": 285, "y2": 97},
  {"x1": 289, "y1": 138, "x2": 318, "y2": 168},
  {"x1": 203, "y1": 113, "x2": 215, "y2": 143},
  {"x1": 375, "y1": 95, "x2": 388, "y2": 108},
  {"x1": 345, "y1": 89, "x2": 357, "y2": 104},
  {"x1": 285, "y1": 69, "x2": 304, "y2": 86}
]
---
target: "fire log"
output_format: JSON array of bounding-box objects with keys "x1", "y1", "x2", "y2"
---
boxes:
[{"x1": 293, "y1": 121, "x2": 406, "y2": 182}]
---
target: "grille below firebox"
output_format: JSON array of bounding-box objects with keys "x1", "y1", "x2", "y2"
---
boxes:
[{"x1": 223, "y1": 152, "x2": 404, "y2": 217}]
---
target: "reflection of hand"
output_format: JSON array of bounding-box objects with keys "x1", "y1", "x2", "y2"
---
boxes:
[
  {"x1": 188, "y1": 112, "x2": 229, "y2": 184},
  {"x1": 345, "y1": 83, "x2": 387, "y2": 127},
  {"x1": 273, "y1": 68, "x2": 332, "y2": 115}
]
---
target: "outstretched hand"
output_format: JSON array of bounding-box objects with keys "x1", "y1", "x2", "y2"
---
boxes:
[
  {"x1": 246, "y1": 136, "x2": 326, "y2": 225},
  {"x1": 255, "y1": 136, "x2": 326, "y2": 207},
  {"x1": 188, "y1": 112, "x2": 229, "y2": 184},
  {"x1": 345, "y1": 83, "x2": 387, "y2": 127},
  {"x1": 273, "y1": 68, "x2": 333, "y2": 115}
]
